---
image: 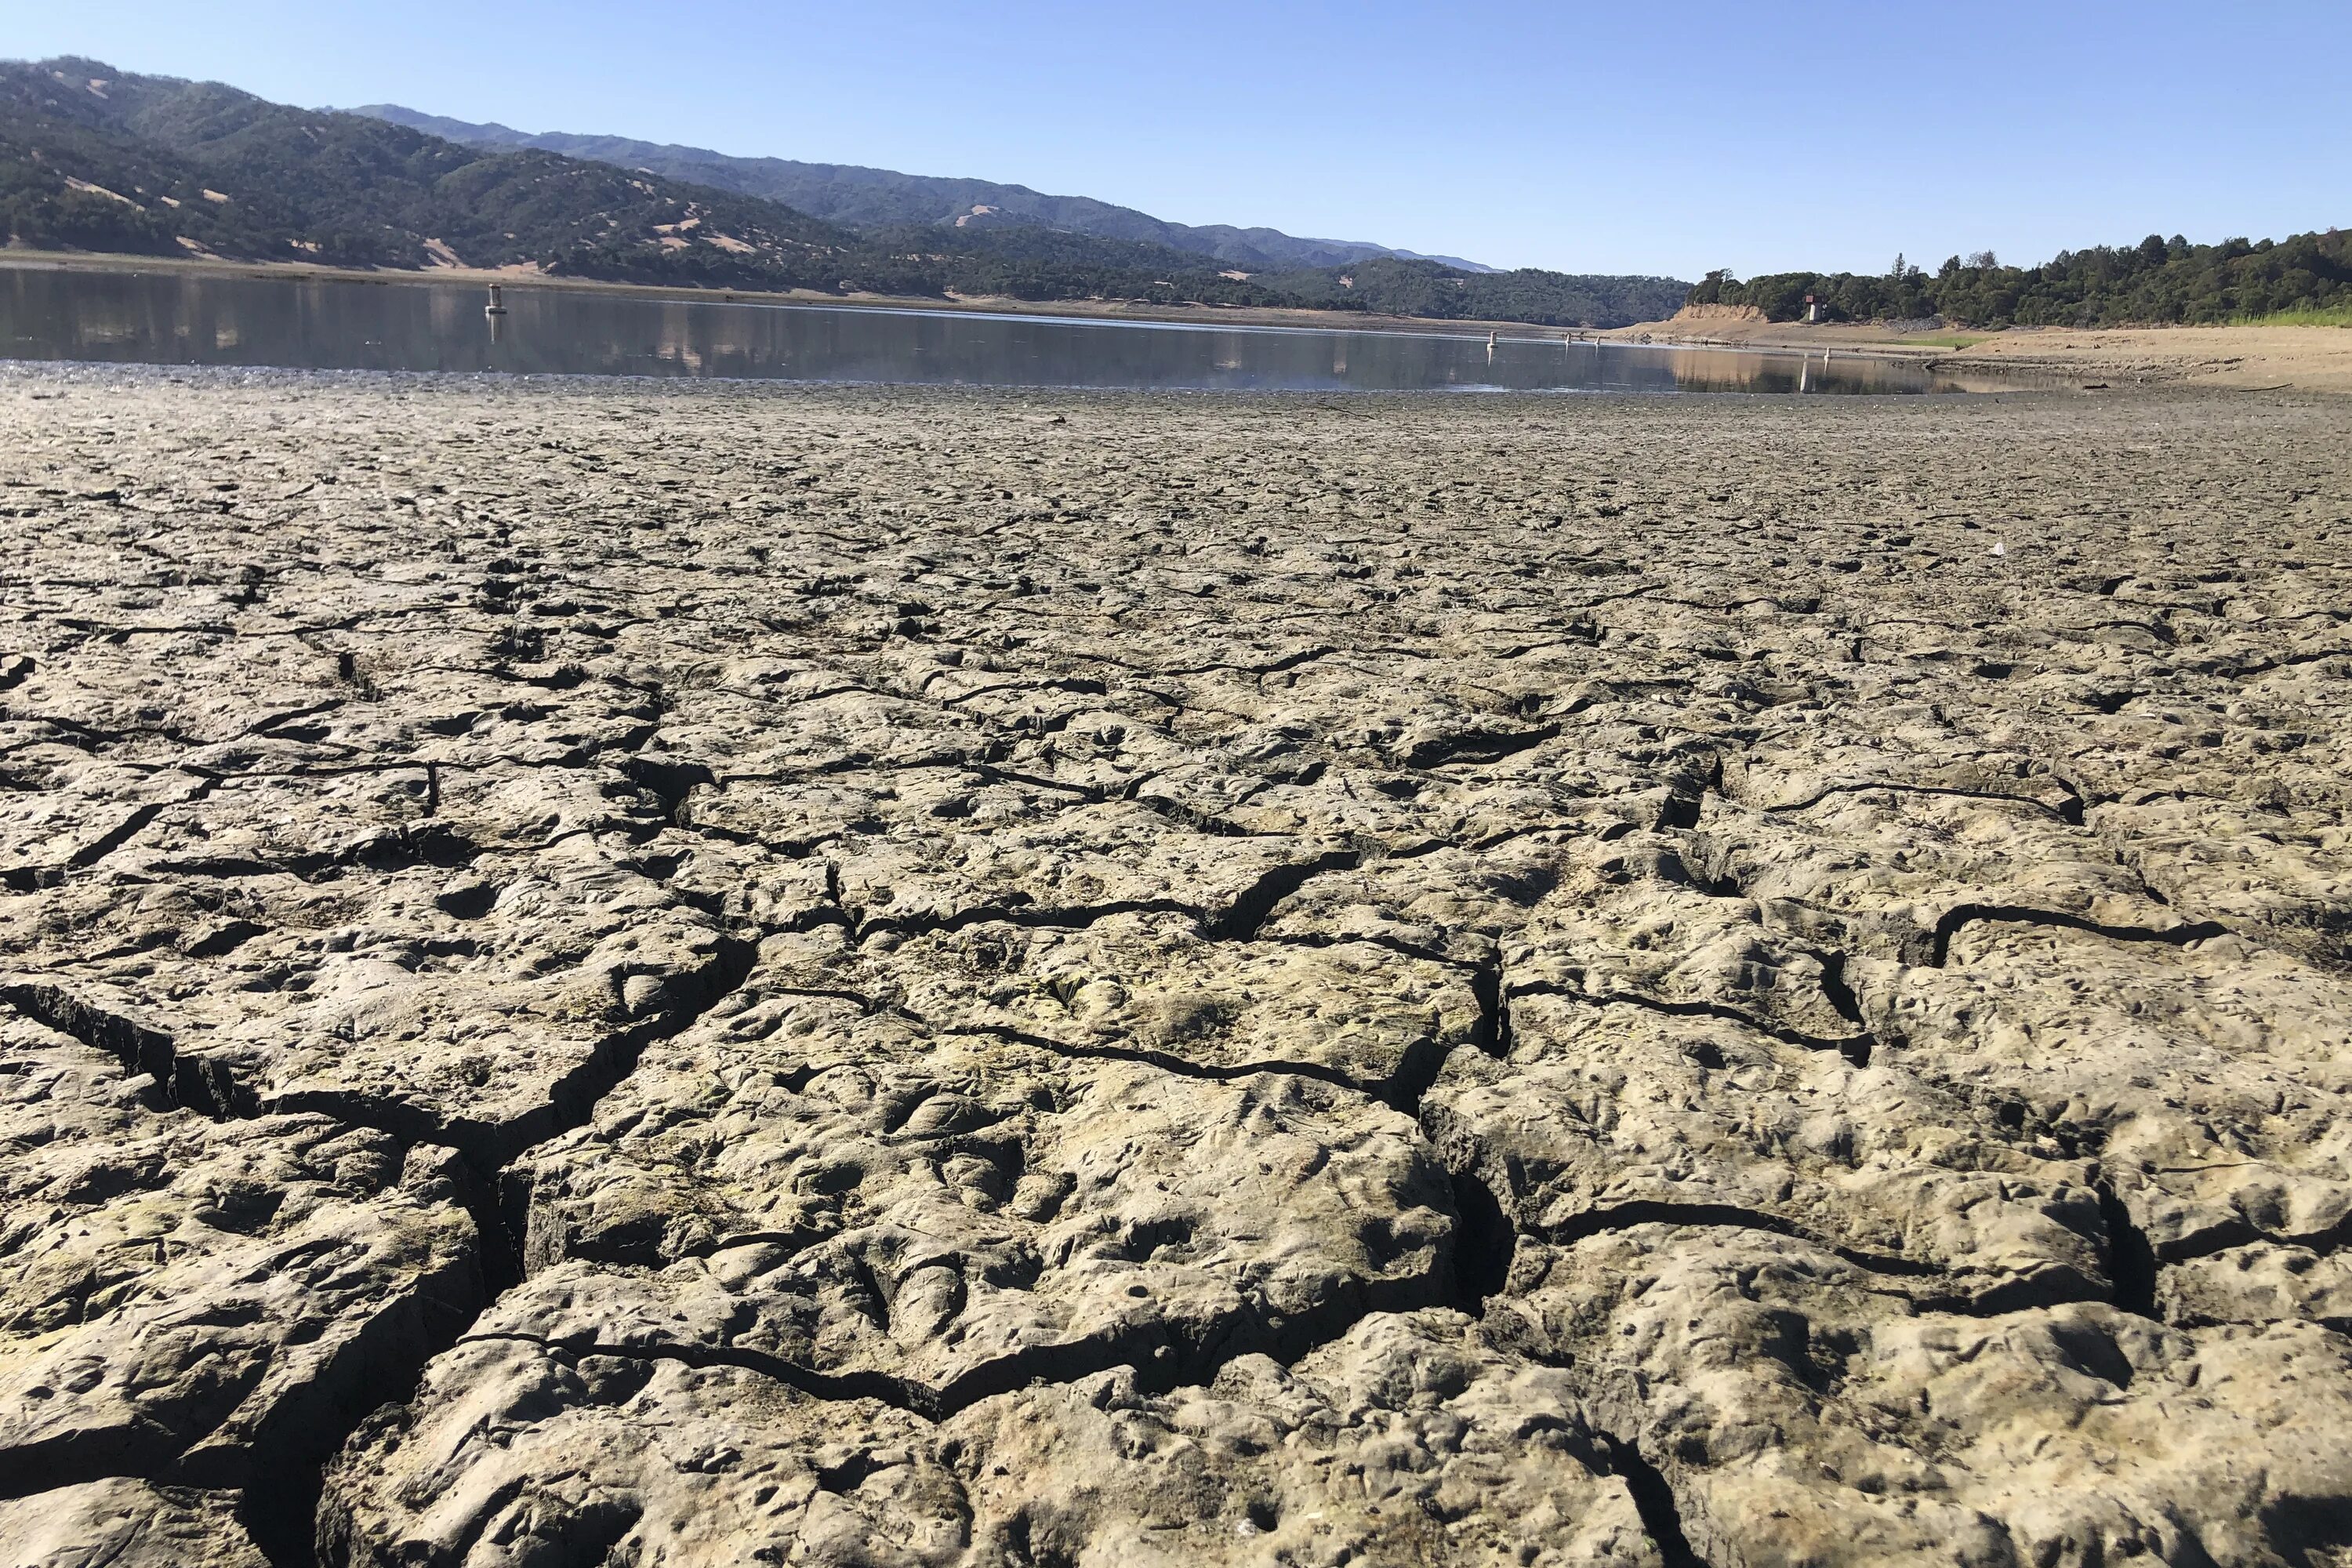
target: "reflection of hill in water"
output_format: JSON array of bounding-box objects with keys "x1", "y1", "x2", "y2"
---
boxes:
[{"x1": 3, "y1": 269, "x2": 2040, "y2": 396}]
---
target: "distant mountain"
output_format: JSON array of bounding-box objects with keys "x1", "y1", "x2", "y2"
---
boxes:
[
  {"x1": 2, "y1": 59, "x2": 1686, "y2": 327},
  {"x1": 0, "y1": 58, "x2": 855, "y2": 281},
  {"x1": 351, "y1": 103, "x2": 1495, "y2": 274}
]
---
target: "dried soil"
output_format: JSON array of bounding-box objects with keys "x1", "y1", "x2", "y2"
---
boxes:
[{"x1": 3, "y1": 367, "x2": 2350, "y2": 1567}]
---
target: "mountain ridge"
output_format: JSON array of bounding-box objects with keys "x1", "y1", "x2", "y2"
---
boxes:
[
  {"x1": 349, "y1": 102, "x2": 1496, "y2": 274},
  {"x1": 1, "y1": 58, "x2": 1686, "y2": 327}
]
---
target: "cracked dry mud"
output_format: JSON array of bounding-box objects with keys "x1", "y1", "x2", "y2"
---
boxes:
[{"x1": 2, "y1": 365, "x2": 2350, "y2": 1568}]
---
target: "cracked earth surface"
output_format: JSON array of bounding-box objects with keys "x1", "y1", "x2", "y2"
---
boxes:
[{"x1": 2, "y1": 364, "x2": 2350, "y2": 1568}]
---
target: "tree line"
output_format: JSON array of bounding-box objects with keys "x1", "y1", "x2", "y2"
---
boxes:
[{"x1": 1687, "y1": 229, "x2": 2351, "y2": 326}]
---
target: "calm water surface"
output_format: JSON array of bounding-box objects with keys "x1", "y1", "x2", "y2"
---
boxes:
[{"x1": 2, "y1": 267, "x2": 1999, "y2": 394}]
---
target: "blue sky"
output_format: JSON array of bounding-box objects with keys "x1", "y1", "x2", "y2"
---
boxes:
[{"x1": 16, "y1": 1, "x2": 2350, "y2": 278}]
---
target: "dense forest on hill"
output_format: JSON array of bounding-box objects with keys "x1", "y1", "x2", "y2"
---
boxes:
[
  {"x1": 1264, "y1": 257, "x2": 1689, "y2": 328},
  {"x1": 1689, "y1": 229, "x2": 2351, "y2": 327},
  {"x1": 0, "y1": 57, "x2": 1684, "y2": 327},
  {"x1": 557, "y1": 220, "x2": 1290, "y2": 308}
]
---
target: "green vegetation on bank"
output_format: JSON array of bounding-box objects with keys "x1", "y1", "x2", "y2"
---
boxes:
[
  {"x1": 2239, "y1": 304, "x2": 2352, "y2": 328},
  {"x1": 1689, "y1": 229, "x2": 2350, "y2": 328},
  {"x1": 1, "y1": 57, "x2": 1684, "y2": 328}
]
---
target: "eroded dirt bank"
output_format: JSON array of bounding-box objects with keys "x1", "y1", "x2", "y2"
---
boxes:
[
  {"x1": 2, "y1": 368, "x2": 2350, "y2": 1568},
  {"x1": 1606, "y1": 311, "x2": 2352, "y2": 394}
]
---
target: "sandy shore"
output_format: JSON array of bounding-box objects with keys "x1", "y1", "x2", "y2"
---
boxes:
[
  {"x1": 2, "y1": 368, "x2": 2350, "y2": 1566},
  {"x1": 1941, "y1": 322, "x2": 2352, "y2": 391},
  {"x1": 1606, "y1": 308, "x2": 2352, "y2": 392}
]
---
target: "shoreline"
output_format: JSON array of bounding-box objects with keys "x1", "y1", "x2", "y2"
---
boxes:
[
  {"x1": 1600, "y1": 310, "x2": 2352, "y2": 392},
  {"x1": 0, "y1": 245, "x2": 1585, "y2": 343},
  {"x1": 10, "y1": 247, "x2": 2349, "y2": 391}
]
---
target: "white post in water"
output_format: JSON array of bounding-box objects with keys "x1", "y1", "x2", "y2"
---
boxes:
[{"x1": 485, "y1": 284, "x2": 509, "y2": 318}]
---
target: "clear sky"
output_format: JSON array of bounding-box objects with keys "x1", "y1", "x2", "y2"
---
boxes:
[{"x1": 14, "y1": 1, "x2": 2349, "y2": 278}]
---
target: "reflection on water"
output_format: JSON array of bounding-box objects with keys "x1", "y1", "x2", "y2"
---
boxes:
[{"x1": 0, "y1": 266, "x2": 2014, "y2": 395}]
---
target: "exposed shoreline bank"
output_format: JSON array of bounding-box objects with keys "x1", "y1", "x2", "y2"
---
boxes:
[{"x1": 1600, "y1": 308, "x2": 2352, "y2": 392}]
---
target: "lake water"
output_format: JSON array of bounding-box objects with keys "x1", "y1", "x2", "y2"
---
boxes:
[{"x1": 1, "y1": 265, "x2": 2005, "y2": 395}]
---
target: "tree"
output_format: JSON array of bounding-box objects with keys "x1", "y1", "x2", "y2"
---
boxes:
[{"x1": 1688, "y1": 267, "x2": 1737, "y2": 305}]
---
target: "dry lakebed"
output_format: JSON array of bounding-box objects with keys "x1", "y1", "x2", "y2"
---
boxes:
[{"x1": 2, "y1": 364, "x2": 2350, "y2": 1567}]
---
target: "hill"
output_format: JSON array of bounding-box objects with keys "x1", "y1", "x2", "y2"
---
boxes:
[
  {"x1": 1263, "y1": 256, "x2": 1687, "y2": 329},
  {"x1": 0, "y1": 57, "x2": 854, "y2": 282},
  {"x1": 352, "y1": 102, "x2": 1493, "y2": 274},
  {"x1": 0, "y1": 59, "x2": 1686, "y2": 327},
  {"x1": 1689, "y1": 230, "x2": 2352, "y2": 328}
]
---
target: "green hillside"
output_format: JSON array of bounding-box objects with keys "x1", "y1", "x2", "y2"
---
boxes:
[
  {"x1": 1261, "y1": 257, "x2": 1688, "y2": 329},
  {"x1": 1, "y1": 58, "x2": 851, "y2": 278}
]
